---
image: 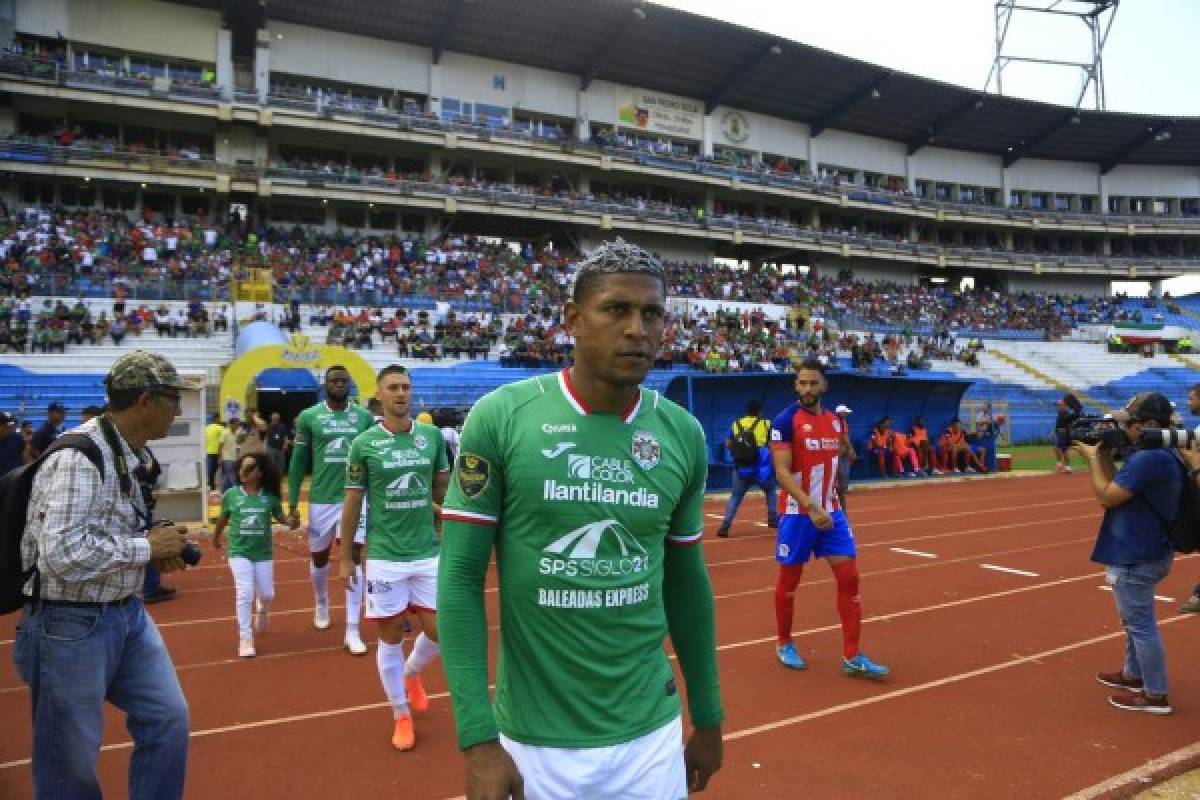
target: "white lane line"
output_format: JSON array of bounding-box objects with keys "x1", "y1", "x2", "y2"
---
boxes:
[
  {"x1": 890, "y1": 547, "x2": 937, "y2": 559},
  {"x1": 1063, "y1": 741, "x2": 1200, "y2": 799},
  {"x1": 2, "y1": 565, "x2": 1161, "y2": 770},
  {"x1": 981, "y1": 564, "x2": 1039, "y2": 577},
  {"x1": 1097, "y1": 586, "x2": 1177, "y2": 603},
  {"x1": 722, "y1": 613, "x2": 1195, "y2": 742},
  {"x1": 705, "y1": 513, "x2": 723, "y2": 520},
  {"x1": 753, "y1": 522, "x2": 770, "y2": 528}
]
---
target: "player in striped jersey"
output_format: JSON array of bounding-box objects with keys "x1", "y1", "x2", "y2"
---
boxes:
[{"x1": 770, "y1": 359, "x2": 889, "y2": 678}]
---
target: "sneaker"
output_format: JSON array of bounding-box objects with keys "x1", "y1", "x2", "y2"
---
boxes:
[
  {"x1": 1096, "y1": 671, "x2": 1143, "y2": 692},
  {"x1": 1063, "y1": 465, "x2": 1073, "y2": 474},
  {"x1": 1109, "y1": 692, "x2": 1172, "y2": 715},
  {"x1": 1179, "y1": 595, "x2": 1200, "y2": 614},
  {"x1": 767, "y1": 518, "x2": 779, "y2": 529},
  {"x1": 932, "y1": 469, "x2": 944, "y2": 476},
  {"x1": 238, "y1": 638, "x2": 256, "y2": 658},
  {"x1": 313, "y1": 601, "x2": 331, "y2": 630},
  {"x1": 907, "y1": 471, "x2": 918, "y2": 478},
  {"x1": 716, "y1": 526, "x2": 730, "y2": 538},
  {"x1": 953, "y1": 468, "x2": 962, "y2": 474},
  {"x1": 1055, "y1": 463, "x2": 1066, "y2": 474},
  {"x1": 965, "y1": 466, "x2": 977, "y2": 474},
  {"x1": 344, "y1": 630, "x2": 367, "y2": 656},
  {"x1": 391, "y1": 714, "x2": 416, "y2": 751},
  {"x1": 405, "y1": 673, "x2": 429, "y2": 713},
  {"x1": 843, "y1": 652, "x2": 890, "y2": 679},
  {"x1": 776, "y1": 641, "x2": 807, "y2": 670}
]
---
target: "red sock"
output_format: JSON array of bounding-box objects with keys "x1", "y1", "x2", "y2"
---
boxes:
[
  {"x1": 774, "y1": 563, "x2": 805, "y2": 645},
  {"x1": 832, "y1": 560, "x2": 862, "y2": 660}
]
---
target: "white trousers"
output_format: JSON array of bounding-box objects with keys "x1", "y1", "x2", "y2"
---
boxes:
[{"x1": 228, "y1": 557, "x2": 274, "y2": 640}]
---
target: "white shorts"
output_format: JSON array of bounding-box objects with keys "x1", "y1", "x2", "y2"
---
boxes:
[
  {"x1": 308, "y1": 502, "x2": 366, "y2": 552},
  {"x1": 499, "y1": 716, "x2": 685, "y2": 800},
  {"x1": 364, "y1": 556, "x2": 438, "y2": 620}
]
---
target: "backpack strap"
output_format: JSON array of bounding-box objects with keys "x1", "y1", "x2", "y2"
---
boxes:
[
  {"x1": 1138, "y1": 450, "x2": 1186, "y2": 535},
  {"x1": 23, "y1": 433, "x2": 105, "y2": 606}
]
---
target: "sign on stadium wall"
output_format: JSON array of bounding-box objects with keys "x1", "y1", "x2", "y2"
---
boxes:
[{"x1": 617, "y1": 89, "x2": 703, "y2": 140}]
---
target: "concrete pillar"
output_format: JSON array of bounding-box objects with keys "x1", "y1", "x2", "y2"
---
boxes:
[
  {"x1": 701, "y1": 115, "x2": 714, "y2": 159},
  {"x1": 809, "y1": 206, "x2": 820, "y2": 230},
  {"x1": 1101, "y1": 235, "x2": 1112, "y2": 256},
  {"x1": 1097, "y1": 174, "x2": 1109, "y2": 216},
  {"x1": 577, "y1": 171, "x2": 591, "y2": 195},
  {"x1": 907, "y1": 220, "x2": 919, "y2": 243},
  {"x1": 704, "y1": 188, "x2": 715, "y2": 215},
  {"x1": 1000, "y1": 168, "x2": 1012, "y2": 208},
  {"x1": 323, "y1": 201, "x2": 336, "y2": 231},
  {"x1": 0, "y1": 0, "x2": 14, "y2": 53},
  {"x1": 575, "y1": 90, "x2": 590, "y2": 143},
  {"x1": 253, "y1": 30, "x2": 270, "y2": 103},
  {"x1": 1002, "y1": 229, "x2": 1014, "y2": 250},
  {"x1": 904, "y1": 155, "x2": 916, "y2": 193},
  {"x1": 806, "y1": 135, "x2": 816, "y2": 179},
  {"x1": 0, "y1": 106, "x2": 15, "y2": 137},
  {"x1": 428, "y1": 153, "x2": 443, "y2": 181},
  {"x1": 216, "y1": 29, "x2": 233, "y2": 101},
  {"x1": 429, "y1": 64, "x2": 442, "y2": 118}
]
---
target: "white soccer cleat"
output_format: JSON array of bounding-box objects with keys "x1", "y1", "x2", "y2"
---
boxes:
[
  {"x1": 314, "y1": 602, "x2": 331, "y2": 630},
  {"x1": 238, "y1": 638, "x2": 256, "y2": 658},
  {"x1": 344, "y1": 631, "x2": 368, "y2": 656}
]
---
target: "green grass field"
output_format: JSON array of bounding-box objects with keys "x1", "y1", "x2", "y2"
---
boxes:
[{"x1": 1002, "y1": 443, "x2": 1073, "y2": 472}]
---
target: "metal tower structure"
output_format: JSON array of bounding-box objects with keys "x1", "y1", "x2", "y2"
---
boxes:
[{"x1": 984, "y1": 0, "x2": 1119, "y2": 111}]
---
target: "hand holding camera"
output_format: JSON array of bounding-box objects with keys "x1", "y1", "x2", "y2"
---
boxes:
[{"x1": 147, "y1": 520, "x2": 202, "y2": 572}]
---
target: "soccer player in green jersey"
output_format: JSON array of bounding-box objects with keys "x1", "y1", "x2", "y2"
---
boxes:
[
  {"x1": 340, "y1": 365, "x2": 449, "y2": 751},
  {"x1": 439, "y1": 239, "x2": 724, "y2": 799},
  {"x1": 287, "y1": 365, "x2": 375, "y2": 653}
]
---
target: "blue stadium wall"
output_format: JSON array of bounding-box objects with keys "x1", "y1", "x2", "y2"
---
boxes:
[{"x1": 665, "y1": 372, "x2": 983, "y2": 490}]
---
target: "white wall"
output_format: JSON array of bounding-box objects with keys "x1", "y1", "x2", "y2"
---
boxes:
[
  {"x1": 1105, "y1": 164, "x2": 1200, "y2": 197},
  {"x1": 18, "y1": 0, "x2": 219, "y2": 63},
  {"x1": 909, "y1": 146, "x2": 1002, "y2": 187},
  {"x1": 816, "y1": 129, "x2": 905, "y2": 176},
  {"x1": 1004, "y1": 274, "x2": 1109, "y2": 296},
  {"x1": 713, "y1": 107, "x2": 809, "y2": 160},
  {"x1": 1006, "y1": 158, "x2": 1099, "y2": 194},
  {"x1": 440, "y1": 53, "x2": 577, "y2": 118},
  {"x1": 268, "y1": 20, "x2": 429, "y2": 94},
  {"x1": 584, "y1": 81, "x2": 618, "y2": 126}
]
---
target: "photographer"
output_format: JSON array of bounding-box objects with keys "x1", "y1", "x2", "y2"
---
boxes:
[
  {"x1": 1176, "y1": 384, "x2": 1200, "y2": 615},
  {"x1": 1053, "y1": 393, "x2": 1083, "y2": 474},
  {"x1": 1073, "y1": 392, "x2": 1180, "y2": 715},
  {"x1": 12, "y1": 351, "x2": 192, "y2": 798}
]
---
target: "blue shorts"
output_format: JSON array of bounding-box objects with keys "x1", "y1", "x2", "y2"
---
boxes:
[{"x1": 776, "y1": 511, "x2": 856, "y2": 565}]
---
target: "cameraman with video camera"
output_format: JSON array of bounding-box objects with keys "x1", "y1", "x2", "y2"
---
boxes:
[
  {"x1": 1073, "y1": 392, "x2": 1180, "y2": 715},
  {"x1": 1177, "y1": 384, "x2": 1200, "y2": 614},
  {"x1": 12, "y1": 352, "x2": 193, "y2": 798}
]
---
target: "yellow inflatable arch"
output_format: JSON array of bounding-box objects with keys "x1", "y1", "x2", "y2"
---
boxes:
[{"x1": 218, "y1": 334, "x2": 377, "y2": 420}]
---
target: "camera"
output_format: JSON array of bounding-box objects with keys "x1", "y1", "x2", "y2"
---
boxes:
[
  {"x1": 1068, "y1": 415, "x2": 1132, "y2": 450},
  {"x1": 1139, "y1": 426, "x2": 1200, "y2": 449},
  {"x1": 154, "y1": 519, "x2": 203, "y2": 567}
]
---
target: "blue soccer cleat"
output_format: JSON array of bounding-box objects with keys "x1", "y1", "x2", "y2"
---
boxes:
[
  {"x1": 843, "y1": 652, "x2": 889, "y2": 679},
  {"x1": 776, "y1": 641, "x2": 807, "y2": 670}
]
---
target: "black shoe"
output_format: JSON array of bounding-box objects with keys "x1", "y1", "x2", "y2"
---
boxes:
[
  {"x1": 143, "y1": 587, "x2": 177, "y2": 604},
  {"x1": 767, "y1": 519, "x2": 779, "y2": 529},
  {"x1": 716, "y1": 527, "x2": 730, "y2": 538}
]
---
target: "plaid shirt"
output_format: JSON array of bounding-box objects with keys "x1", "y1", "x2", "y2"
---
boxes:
[{"x1": 21, "y1": 419, "x2": 152, "y2": 603}]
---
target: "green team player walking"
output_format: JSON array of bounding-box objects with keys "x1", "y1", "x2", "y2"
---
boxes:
[
  {"x1": 287, "y1": 365, "x2": 375, "y2": 653},
  {"x1": 439, "y1": 239, "x2": 724, "y2": 799},
  {"x1": 340, "y1": 365, "x2": 449, "y2": 751}
]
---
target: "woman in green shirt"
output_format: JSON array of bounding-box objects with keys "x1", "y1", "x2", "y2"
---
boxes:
[{"x1": 213, "y1": 451, "x2": 293, "y2": 658}]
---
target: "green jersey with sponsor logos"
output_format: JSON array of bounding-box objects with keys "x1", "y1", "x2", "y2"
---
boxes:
[
  {"x1": 345, "y1": 421, "x2": 448, "y2": 562},
  {"x1": 220, "y1": 487, "x2": 284, "y2": 562},
  {"x1": 442, "y1": 370, "x2": 708, "y2": 747},
  {"x1": 289, "y1": 402, "x2": 375, "y2": 505}
]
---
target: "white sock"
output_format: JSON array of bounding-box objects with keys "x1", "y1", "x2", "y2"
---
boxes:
[
  {"x1": 310, "y1": 564, "x2": 329, "y2": 605},
  {"x1": 404, "y1": 632, "x2": 441, "y2": 677},
  {"x1": 377, "y1": 640, "x2": 409, "y2": 717},
  {"x1": 345, "y1": 565, "x2": 363, "y2": 633}
]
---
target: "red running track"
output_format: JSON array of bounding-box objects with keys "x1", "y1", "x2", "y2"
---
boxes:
[{"x1": 1, "y1": 472, "x2": 1198, "y2": 799}]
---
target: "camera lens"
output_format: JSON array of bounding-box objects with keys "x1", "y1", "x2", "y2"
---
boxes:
[{"x1": 180, "y1": 542, "x2": 203, "y2": 567}]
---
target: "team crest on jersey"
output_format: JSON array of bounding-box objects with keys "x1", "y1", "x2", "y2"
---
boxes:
[
  {"x1": 832, "y1": 419, "x2": 842, "y2": 434},
  {"x1": 630, "y1": 430, "x2": 661, "y2": 470},
  {"x1": 456, "y1": 453, "x2": 490, "y2": 498},
  {"x1": 413, "y1": 434, "x2": 427, "y2": 451},
  {"x1": 801, "y1": 423, "x2": 813, "y2": 433},
  {"x1": 346, "y1": 463, "x2": 365, "y2": 483}
]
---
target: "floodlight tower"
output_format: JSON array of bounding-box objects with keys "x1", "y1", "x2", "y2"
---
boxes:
[{"x1": 984, "y1": 0, "x2": 1119, "y2": 111}]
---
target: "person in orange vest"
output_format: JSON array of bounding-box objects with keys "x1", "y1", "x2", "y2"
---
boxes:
[{"x1": 942, "y1": 418, "x2": 988, "y2": 473}]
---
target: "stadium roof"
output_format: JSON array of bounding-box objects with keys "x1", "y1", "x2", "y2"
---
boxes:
[{"x1": 189, "y1": 0, "x2": 1200, "y2": 171}]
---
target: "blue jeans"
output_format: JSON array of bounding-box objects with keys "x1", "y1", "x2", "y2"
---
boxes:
[
  {"x1": 221, "y1": 459, "x2": 237, "y2": 492},
  {"x1": 1106, "y1": 554, "x2": 1174, "y2": 695},
  {"x1": 719, "y1": 471, "x2": 779, "y2": 530},
  {"x1": 12, "y1": 598, "x2": 190, "y2": 799}
]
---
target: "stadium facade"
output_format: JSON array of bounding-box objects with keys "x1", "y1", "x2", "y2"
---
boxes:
[{"x1": 4, "y1": 0, "x2": 1200, "y2": 296}]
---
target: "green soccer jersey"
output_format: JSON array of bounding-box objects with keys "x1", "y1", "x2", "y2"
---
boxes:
[
  {"x1": 289, "y1": 401, "x2": 375, "y2": 505},
  {"x1": 346, "y1": 420, "x2": 449, "y2": 562},
  {"x1": 220, "y1": 487, "x2": 283, "y2": 562},
  {"x1": 442, "y1": 370, "x2": 708, "y2": 748}
]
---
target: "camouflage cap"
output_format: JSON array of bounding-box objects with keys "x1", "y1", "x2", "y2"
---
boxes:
[{"x1": 106, "y1": 351, "x2": 188, "y2": 391}]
